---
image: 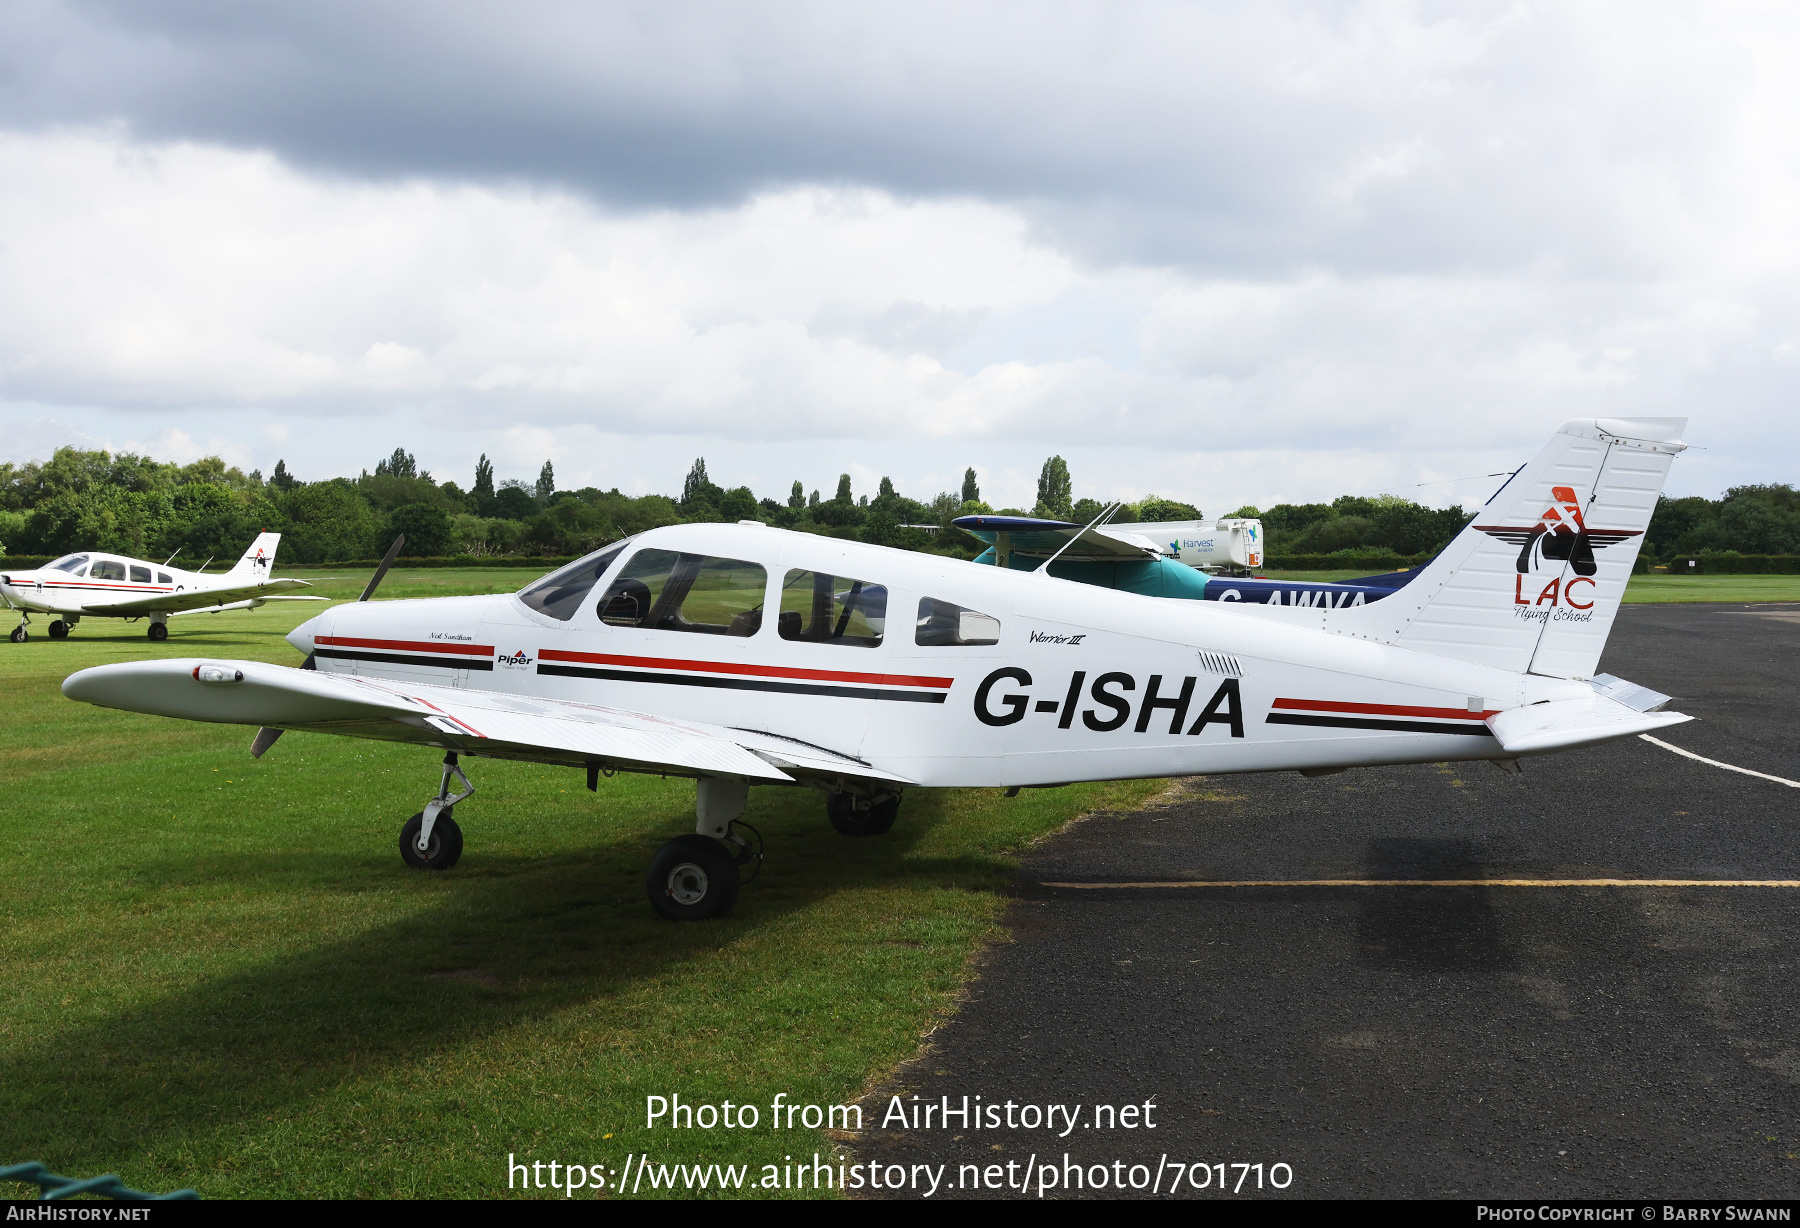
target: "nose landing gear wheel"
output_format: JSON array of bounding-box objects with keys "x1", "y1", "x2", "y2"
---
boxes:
[
  {"x1": 827, "y1": 791, "x2": 900, "y2": 836},
  {"x1": 48, "y1": 621, "x2": 68, "y2": 639},
  {"x1": 399, "y1": 809, "x2": 463, "y2": 869},
  {"x1": 9, "y1": 626, "x2": 25, "y2": 643},
  {"x1": 646, "y1": 835, "x2": 740, "y2": 921},
  {"x1": 147, "y1": 623, "x2": 168, "y2": 642}
]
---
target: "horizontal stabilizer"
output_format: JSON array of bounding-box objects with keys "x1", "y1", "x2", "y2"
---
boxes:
[{"x1": 1485, "y1": 692, "x2": 1690, "y2": 755}]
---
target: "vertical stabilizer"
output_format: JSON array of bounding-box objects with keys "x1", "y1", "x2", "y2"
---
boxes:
[
  {"x1": 229, "y1": 532, "x2": 282, "y2": 580},
  {"x1": 1324, "y1": 419, "x2": 1685, "y2": 678}
]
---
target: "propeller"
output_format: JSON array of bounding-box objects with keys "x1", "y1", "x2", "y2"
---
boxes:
[{"x1": 359, "y1": 534, "x2": 407, "y2": 602}]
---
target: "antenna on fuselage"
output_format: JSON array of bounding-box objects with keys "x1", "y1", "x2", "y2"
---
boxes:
[
  {"x1": 359, "y1": 534, "x2": 407, "y2": 602},
  {"x1": 1035, "y1": 502, "x2": 1122, "y2": 574},
  {"x1": 194, "y1": 556, "x2": 214, "y2": 573},
  {"x1": 162, "y1": 549, "x2": 181, "y2": 567}
]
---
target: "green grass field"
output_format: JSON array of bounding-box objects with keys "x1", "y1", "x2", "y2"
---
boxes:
[
  {"x1": 0, "y1": 569, "x2": 1164, "y2": 1198},
  {"x1": 1264, "y1": 569, "x2": 1800, "y2": 603}
]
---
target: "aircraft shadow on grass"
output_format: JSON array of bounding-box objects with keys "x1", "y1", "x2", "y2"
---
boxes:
[{"x1": 2, "y1": 790, "x2": 991, "y2": 1178}]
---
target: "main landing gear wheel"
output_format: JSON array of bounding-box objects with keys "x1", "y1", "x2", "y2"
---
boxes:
[
  {"x1": 400, "y1": 809, "x2": 464, "y2": 869},
  {"x1": 48, "y1": 621, "x2": 69, "y2": 639},
  {"x1": 646, "y1": 835, "x2": 740, "y2": 921},
  {"x1": 8, "y1": 626, "x2": 25, "y2": 644},
  {"x1": 827, "y1": 791, "x2": 900, "y2": 837},
  {"x1": 400, "y1": 752, "x2": 475, "y2": 870},
  {"x1": 147, "y1": 622, "x2": 169, "y2": 642}
]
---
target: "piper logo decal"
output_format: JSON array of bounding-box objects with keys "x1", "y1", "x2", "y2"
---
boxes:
[{"x1": 497, "y1": 649, "x2": 535, "y2": 669}]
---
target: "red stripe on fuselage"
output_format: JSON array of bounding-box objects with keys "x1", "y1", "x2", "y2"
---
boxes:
[
  {"x1": 1272, "y1": 697, "x2": 1498, "y2": 721},
  {"x1": 315, "y1": 635, "x2": 495, "y2": 657},
  {"x1": 537, "y1": 648, "x2": 954, "y2": 690},
  {"x1": 10, "y1": 581, "x2": 176, "y2": 593}
]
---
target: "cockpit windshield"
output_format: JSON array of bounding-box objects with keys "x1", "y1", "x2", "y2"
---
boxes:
[
  {"x1": 48, "y1": 554, "x2": 89, "y2": 574},
  {"x1": 517, "y1": 539, "x2": 633, "y2": 621}
]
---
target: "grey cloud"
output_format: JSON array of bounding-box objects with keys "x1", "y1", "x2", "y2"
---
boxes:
[{"x1": 0, "y1": 0, "x2": 1757, "y2": 273}]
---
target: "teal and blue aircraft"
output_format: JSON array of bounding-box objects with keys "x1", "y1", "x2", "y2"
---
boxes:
[{"x1": 952, "y1": 514, "x2": 1419, "y2": 609}]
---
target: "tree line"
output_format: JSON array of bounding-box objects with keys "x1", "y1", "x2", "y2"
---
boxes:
[
  {"x1": 0, "y1": 447, "x2": 1218, "y2": 564},
  {"x1": 34, "y1": 444, "x2": 1791, "y2": 567}
]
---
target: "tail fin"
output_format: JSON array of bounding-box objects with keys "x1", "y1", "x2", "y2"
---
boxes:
[
  {"x1": 229, "y1": 532, "x2": 281, "y2": 579},
  {"x1": 1328, "y1": 418, "x2": 1685, "y2": 679}
]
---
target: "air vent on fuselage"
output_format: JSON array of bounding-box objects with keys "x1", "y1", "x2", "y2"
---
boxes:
[{"x1": 1198, "y1": 650, "x2": 1242, "y2": 677}]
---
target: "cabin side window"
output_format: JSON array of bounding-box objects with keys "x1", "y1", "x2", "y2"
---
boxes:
[
  {"x1": 90, "y1": 560, "x2": 125, "y2": 581},
  {"x1": 598, "y1": 549, "x2": 768, "y2": 636},
  {"x1": 517, "y1": 542, "x2": 629, "y2": 621},
  {"x1": 915, "y1": 596, "x2": 1001, "y2": 646},
  {"x1": 777, "y1": 570, "x2": 887, "y2": 647},
  {"x1": 157, "y1": 572, "x2": 172, "y2": 584},
  {"x1": 129, "y1": 565, "x2": 151, "y2": 583}
]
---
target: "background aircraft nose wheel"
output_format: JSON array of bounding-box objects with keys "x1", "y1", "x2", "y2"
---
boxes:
[
  {"x1": 399, "y1": 809, "x2": 463, "y2": 869},
  {"x1": 9, "y1": 626, "x2": 25, "y2": 643},
  {"x1": 646, "y1": 834, "x2": 740, "y2": 921},
  {"x1": 147, "y1": 623, "x2": 168, "y2": 642},
  {"x1": 826, "y1": 790, "x2": 900, "y2": 837},
  {"x1": 47, "y1": 621, "x2": 68, "y2": 640}
]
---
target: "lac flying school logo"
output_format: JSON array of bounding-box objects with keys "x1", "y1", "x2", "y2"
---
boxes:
[{"x1": 1473, "y1": 485, "x2": 1641, "y2": 615}]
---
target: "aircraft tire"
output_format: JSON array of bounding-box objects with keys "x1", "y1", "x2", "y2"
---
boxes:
[
  {"x1": 48, "y1": 621, "x2": 69, "y2": 639},
  {"x1": 399, "y1": 809, "x2": 463, "y2": 870},
  {"x1": 646, "y1": 835, "x2": 740, "y2": 921},
  {"x1": 9, "y1": 626, "x2": 25, "y2": 643},
  {"x1": 826, "y1": 791, "x2": 900, "y2": 837},
  {"x1": 147, "y1": 623, "x2": 169, "y2": 642}
]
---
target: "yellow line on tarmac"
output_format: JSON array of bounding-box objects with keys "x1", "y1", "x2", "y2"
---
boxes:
[{"x1": 1040, "y1": 879, "x2": 1800, "y2": 889}]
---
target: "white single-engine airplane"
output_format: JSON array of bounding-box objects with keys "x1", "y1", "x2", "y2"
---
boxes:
[
  {"x1": 2, "y1": 533, "x2": 322, "y2": 642},
  {"x1": 63, "y1": 419, "x2": 1691, "y2": 921}
]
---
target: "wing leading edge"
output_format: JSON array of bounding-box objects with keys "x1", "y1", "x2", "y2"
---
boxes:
[{"x1": 62, "y1": 658, "x2": 913, "y2": 788}]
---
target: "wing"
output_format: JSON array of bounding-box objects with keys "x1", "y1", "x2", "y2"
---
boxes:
[
  {"x1": 62, "y1": 658, "x2": 913, "y2": 788},
  {"x1": 952, "y1": 515, "x2": 1162, "y2": 561},
  {"x1": 81, "y1": 578, "x2": 317, "y2": 616}
]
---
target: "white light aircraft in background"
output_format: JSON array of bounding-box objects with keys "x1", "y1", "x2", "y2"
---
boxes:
[
  {"x1": 2, "y1": 532, "x2": 322, "y2": 642},
  {"x1": 62, "y1": 420, "x2": 1690, "y2": 921}
]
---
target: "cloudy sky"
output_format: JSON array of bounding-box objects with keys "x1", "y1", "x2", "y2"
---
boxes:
[{"x1": 1, "y1": 1, "x2": 1795, "y2": 512}]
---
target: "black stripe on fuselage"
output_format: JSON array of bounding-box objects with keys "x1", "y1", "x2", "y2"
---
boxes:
[
  {"x1": 1266, "y1": 712, "x2": 1495, "y2": 737},
  {"x1": 314, "y1": 647, "x2": 494, "y2": 672},
  {"x1": 537, "y1": 663, "x2": 948, "y2": 703}
]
